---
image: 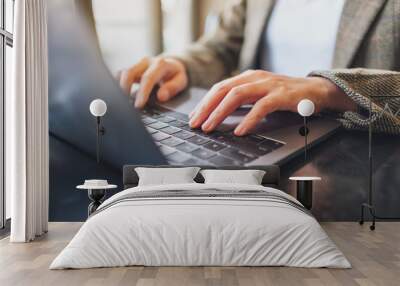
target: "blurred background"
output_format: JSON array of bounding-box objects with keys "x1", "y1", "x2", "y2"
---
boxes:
[{"x1": 92, "y1": 0, "x2": 234, "y2": 73}]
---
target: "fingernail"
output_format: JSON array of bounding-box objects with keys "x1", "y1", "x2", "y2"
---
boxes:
[
  {"x1": 134, "y1": 99, "x2": 142, "y2": 109},
  {"x1": 158, "y1": 90, "x2": 169, "y2": 101},
  {"x1": 234, "y1": 125, "x2": 245, "y2": 136},
  {"x1": 189, "y1": 117, "x2": 199, "y2": 128},
  {"x1": 163, "y1": 90, "x2": 170, "y2": 100},
  {"x1": 202, "y1": 121, "x2": 213, "y2": 132}
]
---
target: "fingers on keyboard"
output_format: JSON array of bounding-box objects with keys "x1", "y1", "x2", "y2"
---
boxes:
[{"x1": 143, "y1": 108, "x2": 283, "y2": 165}]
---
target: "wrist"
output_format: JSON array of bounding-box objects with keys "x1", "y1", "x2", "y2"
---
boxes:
[
  {"x1": 311, "y1": 77, "x2": 357, "y2": 112},
  {"x1": 168, "y1": 56, "x2": 190, "y2": 83}
]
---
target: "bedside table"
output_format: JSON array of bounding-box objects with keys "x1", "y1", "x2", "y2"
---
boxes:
[
  {"x1": 289, "y1": 177, "x2": 321, "y2": 210},
  {"x1": 77, "y1": 180, "x2": 117, "y2": 216}
]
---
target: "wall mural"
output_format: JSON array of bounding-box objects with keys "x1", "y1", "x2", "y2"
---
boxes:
[{"x1": 48, "y1": 0, "x2": 400, "y2": 222}]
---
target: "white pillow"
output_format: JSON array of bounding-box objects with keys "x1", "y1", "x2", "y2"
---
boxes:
[
  {"x1": 200, "y1": 169, "x2": 266, "y2": 185},
  {"x1": 135, "y1": 167, "x2": 200, "y2": 186}
]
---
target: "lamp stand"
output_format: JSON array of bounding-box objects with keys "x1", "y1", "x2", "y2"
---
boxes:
[
  {"x1": 359, "y1": 98, "x2": 376, "y2": 230},
  {"x1": 298, "y1": 117, "x2": 309, "y2": 162},
  {"x1": 95, "y1": 116, "x2": 105, "y2": 164},
  {"x1": 359, "y1": 95, "x2": 400, "y2": 230},
  {"x1": 304, "y1": 116, "x2": 308, "y2": 161}
]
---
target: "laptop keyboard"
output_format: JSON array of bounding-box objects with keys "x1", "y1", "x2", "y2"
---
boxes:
[{"x1": 141, "y1": 108, "x2": 284, "y2": 165}]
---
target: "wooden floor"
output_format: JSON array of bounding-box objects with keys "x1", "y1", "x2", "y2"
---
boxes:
[{"x1": 0, "y1": 222, "x2": 399, "y2": 286}]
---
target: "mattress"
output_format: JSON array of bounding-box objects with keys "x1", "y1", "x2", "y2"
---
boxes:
[{"x1": 50, "y1": 183, "x2": 351, "y2": 269}]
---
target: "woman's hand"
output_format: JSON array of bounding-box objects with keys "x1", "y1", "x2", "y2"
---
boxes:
[
  {"x1": 119, "y1": 57, "x2": 188, "y2": 109},
  {"x1": 189, "y1": 70, "x2": 356, "y2": 136}
]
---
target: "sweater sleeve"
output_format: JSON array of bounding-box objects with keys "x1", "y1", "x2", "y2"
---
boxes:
[
  {"x1": 170, "y1": 0, "x2": 246, "y2": 88},
  {"x1": 310, "y1": 68, "x2": 400, "y2": 134}
]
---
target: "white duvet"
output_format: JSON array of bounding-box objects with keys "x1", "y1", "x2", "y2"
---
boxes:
[{"x1": 50, "y1": 183, "x2": 350, "y2": 269}]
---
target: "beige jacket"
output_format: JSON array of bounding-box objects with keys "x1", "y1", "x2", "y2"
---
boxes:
[{"x1": 176, "y1": 0, "x2": 400, "y2": 134}]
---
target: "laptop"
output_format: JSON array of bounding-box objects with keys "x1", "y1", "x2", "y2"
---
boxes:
[{"x1": 48, "y1": 0, "x2": 340, "y2": 170}]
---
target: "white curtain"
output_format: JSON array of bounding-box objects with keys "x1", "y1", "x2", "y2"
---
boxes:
[{"x1": 6, "y1": 0, "x2": 49, "y2": 242}]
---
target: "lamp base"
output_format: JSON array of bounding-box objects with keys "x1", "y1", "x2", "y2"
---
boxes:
[
  {"x1": 359, "y1": 203, "x2": 376, "y2": 231},
  {"x1": 297, "y1": 180, "x2": 313, "y2": 210},
  {"x1": 359, "y1": 202, "x2": 400, "y2": 231},
  {"x1": 298, "y1": 126, "x2": 309, "y2": 136},
  {"x1": 88, "y1": 189, "x2": 106, "y2": 217}
]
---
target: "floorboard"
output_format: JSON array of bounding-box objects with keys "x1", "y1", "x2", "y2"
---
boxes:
[{"x1": 0, "y1": 222, "x2": 399, "y2": 286}]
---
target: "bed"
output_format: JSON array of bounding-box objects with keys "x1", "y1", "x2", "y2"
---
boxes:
[{"x1": 50, "y1": 165, "x2": 350, "y2": 269}]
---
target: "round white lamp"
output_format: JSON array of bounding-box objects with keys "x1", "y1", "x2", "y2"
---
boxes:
[
  {"x1": 89, "y1": 99, "x2": 107, "y2": 163},
  {"x1": 297, "y1": 99, "x2": 315, "y2": 161},
  {"x1": 297, "y1": 99, "x2": 315, "y2": 117},
  {"x1": 90, "y1": 99, "x2": 107, "y2": 117}
]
